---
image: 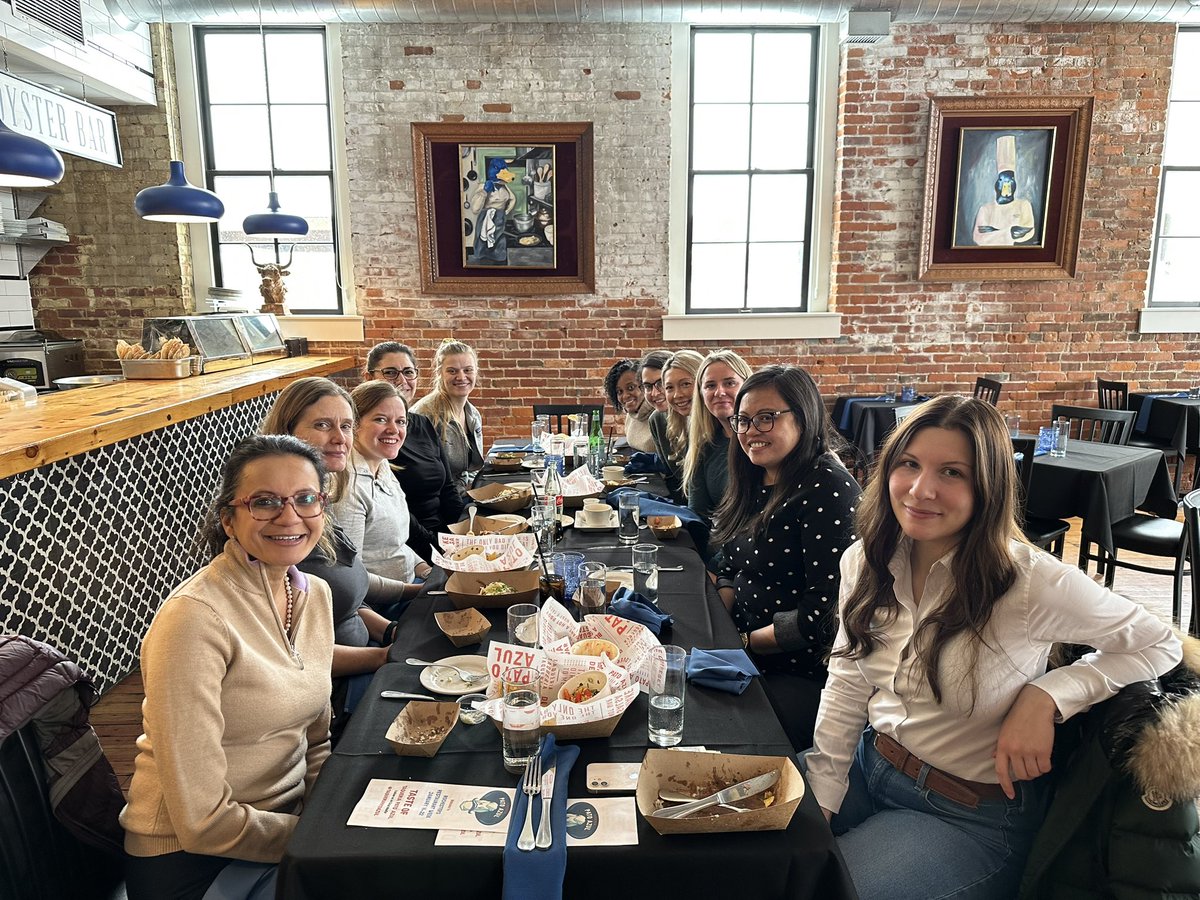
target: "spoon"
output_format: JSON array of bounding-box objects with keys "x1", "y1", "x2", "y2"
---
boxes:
[
  {"x1": 406, "y1": 657, "x2": 489, "y2": 684},
  {"x1": 381, "y1": 691, "x2": 437, "y2": 701},
  {"x1": 468, "y1": 504, "x2": 478, "y2": 534}
]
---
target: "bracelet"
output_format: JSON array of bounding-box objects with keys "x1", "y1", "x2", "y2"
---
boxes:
[
  {"x1": 740, "y1": 632, "x2": 750, "y2": 651},
  {"x1": 382, "y1": 620, "x2": 399, "y2": 645}
]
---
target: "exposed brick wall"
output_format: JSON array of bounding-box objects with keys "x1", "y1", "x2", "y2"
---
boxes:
[{"x1": 28, "y1": 24, "x2": 192, "y2": 375}]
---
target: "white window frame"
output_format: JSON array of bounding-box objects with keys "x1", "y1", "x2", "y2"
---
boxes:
[
  {"x1": 173, "y1": 23, "x2": 362, "y2": 342},
  {"x1": 665, "y1": 23, "x2": 841, "y2": 342}
]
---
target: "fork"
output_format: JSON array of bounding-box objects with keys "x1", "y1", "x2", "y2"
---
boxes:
[{"x1": 517, "y1": 753, "x2": 542, "y2": 851}]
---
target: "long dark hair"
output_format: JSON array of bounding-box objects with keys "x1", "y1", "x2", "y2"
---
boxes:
[
  {"x1": 836, "y1": 395, "x2": 1023, "y2": 703},
  {"x1": 711, "y1": 365, "x2": 846, "y2": 545}
]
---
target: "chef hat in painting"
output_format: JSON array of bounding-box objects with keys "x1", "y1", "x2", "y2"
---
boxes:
[{"x1": 995, "y1": 135, "x2": 1017, "y2": 174}]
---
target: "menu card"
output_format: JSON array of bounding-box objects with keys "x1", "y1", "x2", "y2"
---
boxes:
[
  {"x1": 435, "y1": 797, "x2": 639, "y2": 847},
  {"x1": 347, "y1": 779, "x2": 516, "y2": 831}
]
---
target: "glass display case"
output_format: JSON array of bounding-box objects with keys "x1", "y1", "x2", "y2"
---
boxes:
[{"x1": 141, "y1": 313, "x2": 286, "y2": 374}]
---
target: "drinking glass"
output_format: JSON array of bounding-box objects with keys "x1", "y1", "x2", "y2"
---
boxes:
[
  {"x1": 502, "y1": 665, "x2": 541, "y2": 696},
  {"x1": 552, "y1": 551, "x2": 585, "y2": 600},
  {"x1": 1036, "y1": 425, "x2": 1056, "y2": 456},
  {"x1": 1004, "y1": 413, "x2": 1021, "y2": 437},
  {"x1": 1051, "y1": 416, "x2": 1069, "y2": 458},
  {"x1": 632, "y1": 543, "x2": 659, "y2": 603},
  {"x1": 502, "y1": 689, "x2": 542, "y2": 773},
  {"x1": 648, "y1": 645, "x2": 687, "y2": 747},
  {"x1": 1190, "y1": 385, "x2": 1200, "y2": 400},
  {"x1": 531, "y1": 415, "x2": 550, "y2": 451},
  {"x1": 539, "y1": 573, "x2": 566, "y2": 605},
  {"x1": 577, "y1": 561, "x2": 608, "y2": 618},
  {"x1": 617, "y1": 493, "x2": 641, "y2": 545},
  {"x1": 530, "y1": 499, "x2": 557, "y2": 556},
  {"x1": 507, "y1": 603, "x2": 539, "y2": 647}
]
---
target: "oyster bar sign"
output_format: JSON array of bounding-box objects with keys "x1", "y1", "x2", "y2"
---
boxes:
[{"x1": 0, "y1": 71, "x2": 120, "y2": 167}]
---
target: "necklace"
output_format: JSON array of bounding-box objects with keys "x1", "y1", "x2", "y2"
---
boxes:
[{"x1": 282, "y1": 575, "x2": 304, "y2": 669}]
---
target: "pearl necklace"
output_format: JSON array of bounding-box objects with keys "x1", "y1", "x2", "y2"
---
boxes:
[{"x1": 282, "y1": 575, "x2": 304, "y2": 669}]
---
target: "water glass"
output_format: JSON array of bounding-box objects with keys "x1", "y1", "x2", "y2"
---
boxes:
[
  {"x1": 531, "y1": 415, "x2": 550, "y2": 451},
  {"x1": 528, "y1": 461, "x2": 548, "y2": 493},
  {"x1": 530, "y1": 499, "x2": 557, "y2": 556},
  {"x1": 577, "y1": 562, "x2": 608, "y2": 618},
  {"x1": 617, "y1": 493, "x2": 641, "y2": 545},
  {"x1": 501, "y1": 665, "x2": 541, "y2": 696},
  {"x1": 1036, "y1": 425, "x2": 1056, "y2": 456},
  {"x1": 1190, "y1": 385, "x2": 1200, "y2": 400},
  {"x1": 632, "y1": 543, "x2": 659, "y2": 603},
  {"x1": 1004, "y1": 413, "x2": 1021, "y2": 437},
  {"x1": 502, "y1": 688, "x2": 542, "y2": 773},
  {"x1": 552, "y1": 551, "x2": 585, "y2": 600},
  {"x1": 1051, "y1": 416, "x2": 1069, "y2": 458},
  {"x1": 648, "y1": 645, "x2": 687, "y2": 747},
  {"x1": 507, "y1": 603, "x2": 539, "y2": 647}
]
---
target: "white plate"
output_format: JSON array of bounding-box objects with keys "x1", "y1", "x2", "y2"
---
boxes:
[
  {"x1": 418, "y1": 655, "x2": 491, "y2": 696},
  {"x1": 521, "y1": 459, "x2": 545, "y2": 469},
  {"x1": 489, "y1": 513, "x2": 528, "y2": 528},
  {"x1": 527, "y1": 513, "x2": 573, "y2": 529},
  {"x1": 504, "y1": 482, "x2": 533, "y2": 491},
  {"x1": 573, "y1": 509, "x2": 619, "y2": 531}
]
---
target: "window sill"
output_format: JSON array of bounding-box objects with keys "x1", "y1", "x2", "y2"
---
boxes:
[
  {"x1": 275, "y1": 315, "x2": 364, "y2": 343},
  {"x1": 1137, "y1": 307, "x2": 1200, "y2": 334},
  {"x1": 662, "y1": 312, "x2": 842, "y2": 342}
]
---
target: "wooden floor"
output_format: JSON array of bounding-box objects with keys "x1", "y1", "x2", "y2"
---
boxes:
[{"x1": 91, "y1": 520, "x2": 1196, "y2": 798}]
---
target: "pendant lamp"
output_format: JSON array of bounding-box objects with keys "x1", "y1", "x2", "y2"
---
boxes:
[
  {"x1": 243, "y1": 190, "x2": 309, "y2": 239},
  {"x1": 134, "y1": 160, "x2": 225, "y2": 223},
  {"x1": 0, "y1": 119, "x2": 65, "y2": 187}
]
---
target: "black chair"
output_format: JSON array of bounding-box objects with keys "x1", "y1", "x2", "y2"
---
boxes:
[
  {"x1": 532, "y1": 402, "x2": 605, "y2": 435},
  {"x1": 1096, "y1": 378, "x2": 1186, "y2": 493},
  {"x1": 1078, "y1": 505, "x2": 1188, "y2": 625},
  {"x1": 1049, "y1": 404, "x2": 1135, "y2": 446},
  {"x1": 1184, "y1": 489, "x2": 1200, "y2": 637},
  {"x1": 1096, "y1": 377, "x2": 1128, "y2": 411},
  {"x1": 973, "y1": 377, "x2": 1002, "y2": 406},
  {"x1": 1012, "y1": 437, "x2": 1070, "y2": 559}
]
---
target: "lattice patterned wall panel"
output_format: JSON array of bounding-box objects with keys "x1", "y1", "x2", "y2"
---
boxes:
[{"x1": 0, "y1": 393, "x2": 277, "y2": 692}]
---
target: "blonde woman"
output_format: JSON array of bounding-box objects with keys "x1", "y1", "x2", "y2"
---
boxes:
[
  {"x1": 681, "y1": 349, "x2": 754, "y2": 522},
  {"x1": 649, "y1": 349, "x2": 703, "y2": 504},
  {"x1": 410, "y1": 339, "x2": 484, "y2": 491}
]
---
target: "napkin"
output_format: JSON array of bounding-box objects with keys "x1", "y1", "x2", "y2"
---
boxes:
[
  {"x1": 1134, "y1": 392, "x2": 1188, "y2": 434},
  {"x1": 502, "y1": 735, "x2": 580, "y2": 900},
  {"x1": 623, "y1": 451, "x2": 669, "y2": 475},
  {"x1": 610, "y1": 587, "x2": 674, "y2": 635},
  {"x1": 685, "y1": 648, "x2": 760, "y2": 695},
  {"x1": 605, "y1": 489, "x2": 710, "y2": 553}
]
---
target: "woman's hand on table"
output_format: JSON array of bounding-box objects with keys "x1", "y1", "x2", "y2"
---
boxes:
[{"x1": 994, "y1": 683, "x2": 1058, "y2": 799}]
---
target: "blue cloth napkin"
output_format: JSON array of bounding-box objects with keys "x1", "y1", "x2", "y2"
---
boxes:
[
  {"x1": 1134, "y1": 392, "x2": 1188, "y2": 435},
  {"x1": 685, "y1": 648, "x2": 760, "y2": 695},
  {"x1": 502, "y1": 735, "x2": 580, "y2": 900},
  {"x1": 837, "y1": 396, "x2": 892, "y2": 432},
  {"x1": 624, "y1": 451, "x2": 669, "y2": 475},
  {"x1": 609, "y1": 587, "x2": 674, "y2": 635}
]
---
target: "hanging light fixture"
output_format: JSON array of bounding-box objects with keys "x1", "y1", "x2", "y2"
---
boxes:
[
  {"x1": 242, "y1": 2, "x2": 308, "y2": 241},
  {"x1": 0, "y1": 42, "x2": 65, "y2": 187},
  {"x1": 134, "y1": 6, "x2": 224, "y2": 223}
]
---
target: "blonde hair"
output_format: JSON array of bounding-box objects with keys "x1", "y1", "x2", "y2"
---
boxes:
[
  {"x1": 261, "y1": 376, "x2": 353, "y2": 504},
  {"x1": 681, "y1": 350, "x2": 754, "y2": 494},
  {"x1": 661, "y1": 350, "x2": 704, "y2": 465},
  {"x1": 412, "y1": 339, "x2": 478, "y2": 435}
]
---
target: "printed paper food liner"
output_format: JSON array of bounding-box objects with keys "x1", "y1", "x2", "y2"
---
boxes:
[
  {"x1": 561, "y1": 465, "x2": 604, "y2": 498},
  {"x1": 432, "y1": 533, "x2": 537, "y2": 572},
  {"x1": 538, "y1": 598, "x2": 660, "y2": 690}
]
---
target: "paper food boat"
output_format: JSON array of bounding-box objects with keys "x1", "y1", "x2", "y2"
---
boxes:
[
  {"x1": 432, "y1": 533, "x2": 537, "y2": 573},
  {"x1": 385, "y1": 701, "x2": 459, "y2": 757},
  {"x1": 537, "y1": 598, "x2": 660, "y2": 690}
]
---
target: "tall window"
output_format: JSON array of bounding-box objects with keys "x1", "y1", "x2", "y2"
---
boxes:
[
  {"x1": 687, "y1": 28, "x2": 819, "y2": 313},
  {"x1": 1149, "y1": 28, "x2": 1200, "y2": 306},
  {"x1": 195, "y1": 27, "x2": 341, "y2": 313}
]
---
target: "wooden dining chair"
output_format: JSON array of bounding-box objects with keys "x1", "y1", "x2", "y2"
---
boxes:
[
  {"x1": 1012, "y1": 437, "x2": 1070, "y2": 559},
  {"x1": 1049, "y1": 404, "x2": 1135, "y2": 445},
  {"x1": 1096, "y1": 377, "x2": 1129, "y2": 411},
  {"x1": 973, "y1": 377, "x2": 1002, "y2": 406},
  {"x1": 533, "y1": 402, "x2": 605, "y2": 435},
  {"x1": 1183, "y1": 489, "x2": 1200, "y2": 637}
]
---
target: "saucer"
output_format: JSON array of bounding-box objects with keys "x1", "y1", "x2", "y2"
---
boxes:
[{"x1": 573, "y1": 509, "x2": 619, "y2": 531}]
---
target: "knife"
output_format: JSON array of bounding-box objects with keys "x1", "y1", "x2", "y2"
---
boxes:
[
  {"x1": 648, "y1": 770, "x2": 779, "y2": 819},
  {"x1": 534, "y1": 756, "x2": 557, "y2": 849}
]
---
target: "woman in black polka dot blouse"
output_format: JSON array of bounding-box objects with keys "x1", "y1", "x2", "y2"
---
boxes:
[{"x1": 710, "y1": 365, "x2": 861, "y2": 751}]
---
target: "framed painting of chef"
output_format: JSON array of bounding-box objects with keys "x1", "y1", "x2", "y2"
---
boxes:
[
  {"x1": 412, "y1": 121, "x2": 595, "y2": 295},
  {"x1": 918, "y1": 96, "x2": 1093, "y2": 282}
]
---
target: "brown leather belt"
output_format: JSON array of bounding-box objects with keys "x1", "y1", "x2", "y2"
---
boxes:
[{"x1": 873, "y1": 731, "x2": 1008, "y2": 809}]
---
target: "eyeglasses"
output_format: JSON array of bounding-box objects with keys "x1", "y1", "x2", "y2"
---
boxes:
[
  {"x1": 371, "y1": 367, "x2": 419, "y2": 382},
  {"x1": 641, "y1": 379, "x2": 663, "y2": 393},
  {"x1": 728, "y1": 410, "x2": 794, "y2": 434},
  {"x1": 231, "y1": 491, "x2": 327, "y2": 521}
]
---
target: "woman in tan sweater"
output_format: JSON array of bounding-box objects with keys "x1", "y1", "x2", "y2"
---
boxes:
[{"x1": 121, "y1": 434, "x2": 335, "y2": 900}]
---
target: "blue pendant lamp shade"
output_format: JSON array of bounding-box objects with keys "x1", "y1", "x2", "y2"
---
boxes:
[
  {"x1": 134, "y1": 160, "x2": 225, "y2": 223},
  {"x1": 0, "y1": 119, "x2": 65, "y2": 187},
  {"x1": 242, "y1": 191, "x2": 309, "y2": 239}
]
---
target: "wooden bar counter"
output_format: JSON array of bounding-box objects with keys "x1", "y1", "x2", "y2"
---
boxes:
[{"x1": 0, "y1": 355, "x2": 355, "y2": 690}]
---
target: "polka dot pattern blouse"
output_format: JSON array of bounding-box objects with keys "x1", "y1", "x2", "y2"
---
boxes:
[{"x1": 727, "y1": 458, "x2": 861, "y2": 679}]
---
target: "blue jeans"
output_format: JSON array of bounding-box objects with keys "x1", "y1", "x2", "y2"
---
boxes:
[{"x1": 831, "y1": 729, "x2": 1051, "y2": 900}]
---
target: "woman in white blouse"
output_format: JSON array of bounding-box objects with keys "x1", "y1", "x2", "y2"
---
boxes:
[{"x1": 805, "y1": 394, "x2": 1181, "y2": 900}]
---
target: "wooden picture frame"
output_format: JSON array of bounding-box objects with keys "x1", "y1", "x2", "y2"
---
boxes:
[
  {"x1": 918, "y1": 96, "x2": 1093, "y2": 282},
  {"x1": 412, "y1": 121, "x2": 595, "y2": 295}
]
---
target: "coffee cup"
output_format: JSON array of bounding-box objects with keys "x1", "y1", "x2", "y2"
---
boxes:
[
  {"x1": 583, "y1": 501, "x2": 612, "y2": 526},
  {"x1": 601, "y1": 465, "x2": 626, "y2": 482}
]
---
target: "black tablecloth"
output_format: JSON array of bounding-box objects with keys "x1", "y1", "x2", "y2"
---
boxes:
[
  {"x1": 831, "y1": 396, "x2": 926, "y2": 458},
  {"x1": 1129, "y1": 393, "x2": 1200, "y2": 451},
  {"x1": 1026, "y1": 441, "x2": 1177, "y2": 553},
  {"x1": 279, "y1": 474, "x2": 857, "y2": 900}
]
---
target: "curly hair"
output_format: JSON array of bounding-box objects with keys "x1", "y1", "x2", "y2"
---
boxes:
[{"x1": 603, "y1": 359, "x2": 639, "y2": 409}]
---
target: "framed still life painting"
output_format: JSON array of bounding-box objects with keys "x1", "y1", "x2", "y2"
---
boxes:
[
  {"x1": 411, "y1": 121, "x2": 595, "y2": 295},
  {"x1": 918, "y1": 96, "x2": 1093, "y2": 282}
]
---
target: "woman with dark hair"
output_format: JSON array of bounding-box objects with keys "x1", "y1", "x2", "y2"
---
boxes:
[
  {"x1": 121, "y1": 435, "x2": 335, "y2": 900},
  {"x1": 710, "y1": 365, "x2": 861, "y2": 750},
  {"x1": 604, "y1": 358, "x2": 655, "y2": 452},
  {"x1": 805, "y1": 395, "x2": 1182, "y2": 900},
  {"x1": 363, "y1": 341, "x2": 465, "y2": 557}
]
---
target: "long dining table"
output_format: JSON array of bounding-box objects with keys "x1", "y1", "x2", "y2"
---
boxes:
[{"x1": 278, "y1": 463, "x2": 858, "y2": 900}]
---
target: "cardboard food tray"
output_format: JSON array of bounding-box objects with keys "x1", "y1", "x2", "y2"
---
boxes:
[
  {"x1": 447, "y1": 514, "x2": 528, "y2": 536},
  {"x1": 466, "y1": 482, "x2": 533, "y2": 513},
  {"x1": 445, "y1": 570, "x2": 540, "y2": 608},
  {"x1": 434, "y1": 607, "x2": 492, "y2": 647},
  {"x1": 648, "y1": 515, "x2": 682, "y2": 539},
  {"x1": 636, "y1": 751, "x2": 804, "y2": 834},
  {"x1": 490, "y1": 706, "x2": 626, "y2": 740},
  {"x1": 486, "y1": 453, "x2": 525, "y2": 472},
  {"x1": 385, "y1": 701, "x2": 459, "y2": 757}
]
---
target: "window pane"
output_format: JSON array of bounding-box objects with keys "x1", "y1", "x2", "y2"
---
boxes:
[
  {"x1": 753, "y1": 32, "x2": 812, "y2": 102},
  {"x1": 202, "y1": 34, "x2": 266, "y2": 103},
  {"x1": 1159, "y1": 171, "x2": 1200, "y2": 237},
  {"x1": 271, "y1": 106, "x2": 331, "y2": 170},
  {"x1": 212, "y1": 174, "x2": 272, "y2": 242},
  {"x1": 693, "y1": 33, "x2": 751, "y2": 103},
  {"x1": 210, "y1": 106, "x2": 270, "y2": 169},
  {"x1": 217, "y1": 242, "x2": 272, "y2": 298},
  {"x1": 746, "y1": 242, "x2": 805, "y2": 308},
  {"x1": 750, "y1": 105, "x2": 810, "y2": 170},
  {"x1": 690, "y1": 243, "x2": 746, "y2": 309},
  {"x1": 283, "y1": 245, "x2": 338, "y2": 310},
  {"x1": 692, "y1": 175, "x2": 748, "y2": 242},
  {"x1": 266, "y1": 33, "x2": 327, "y2": 103},
  {"x1": 1163, "y1": 103, "x2": 1200, "y2": 166},
  {"x1": 692, "y1": 104, "x2": 749, "y2": 171},
  {"x1": 1151, "y1": 237, "x2": 1200, "y2": 304},
  {"x1": 749, "y1": 174, "x2": 809, "y2": 242},
  {"x1": 1173, "y1": 33, "x2": 1200, "y2": 101}
]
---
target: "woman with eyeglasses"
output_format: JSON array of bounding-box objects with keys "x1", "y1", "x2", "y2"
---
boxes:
[
  {"x1": 122, "y1": 434, "x2": 334, "y2": 900},
  {"x1": 411, "y1": 339, "x2": 485, "y2": 491},
  {"x1": 648, "y1": 349, "x2": 703, "y2": 504},
  {"x1": 604, "y1": 358, "x2": 656, "y2": 453},
  {"x1": 261, "y1": 377, "x2": 412, "y2": 738},
  {"x1": 710, "y1": 365, "x2": 861, "y2": 751},
  {"x1": 364, "y1": 342, "x2": 466, "y2": 556},
  {"x1": 681, "y1": 349, "x2": 754, "y2": 523}
]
